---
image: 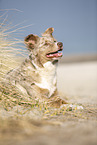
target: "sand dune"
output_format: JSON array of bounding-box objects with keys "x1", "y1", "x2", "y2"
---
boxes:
[{"x1": 0, "y1": 60, "x2": 97, "y2": 145}]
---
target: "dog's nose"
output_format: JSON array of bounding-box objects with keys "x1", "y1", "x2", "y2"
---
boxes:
[{"x1": 57, "y1": 42, "x2": 63, "y2": 49}]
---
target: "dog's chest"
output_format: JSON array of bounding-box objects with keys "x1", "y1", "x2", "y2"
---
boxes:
[{"x1": 35, "y1": 62, "x2": 57, "y2": 97}]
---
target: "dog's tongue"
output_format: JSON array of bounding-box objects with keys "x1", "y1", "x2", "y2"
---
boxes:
[{"x1": 46, "y1": 52, "x2": 62, "y2": 58}]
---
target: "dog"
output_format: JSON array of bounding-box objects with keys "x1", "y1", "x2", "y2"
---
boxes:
[{"x1": 6, "y1": 27, "x2": 66, "y2": 107}]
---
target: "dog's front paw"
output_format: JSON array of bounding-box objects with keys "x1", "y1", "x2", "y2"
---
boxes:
[{"x1": 47, "y1": 96, "x2": 67, "y2": 108}]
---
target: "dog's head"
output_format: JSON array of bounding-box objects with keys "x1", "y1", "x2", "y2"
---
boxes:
[{"x1": 24, "y1": 28, "x2": 63, "y2": 65}]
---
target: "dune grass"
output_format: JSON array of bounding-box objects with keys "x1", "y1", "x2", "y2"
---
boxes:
[
  {"x1": 0, "y1": 11, "x2": 28, "y2": 79},
  {"x1": 0, "y1": 12, "x2": 38, "y2": 118}
]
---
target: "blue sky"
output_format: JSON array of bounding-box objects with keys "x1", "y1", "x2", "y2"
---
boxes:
[{"x1": 0, "y1": 0, "x2": 97, "y2": 55}]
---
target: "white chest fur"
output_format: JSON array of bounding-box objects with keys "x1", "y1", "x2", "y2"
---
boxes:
[{"x1": 35, "y1": 61, "x2": 57, "y2": 98}]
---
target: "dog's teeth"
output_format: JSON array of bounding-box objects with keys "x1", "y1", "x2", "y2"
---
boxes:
[
  {"x1": 46, "y1": 52, "x2": 62, "y2": 58},
  {"x1": 47, "y1": 54, "x2": 53, "y2": 57}
]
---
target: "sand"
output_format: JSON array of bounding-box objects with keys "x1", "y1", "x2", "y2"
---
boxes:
[
  {"x1": 0, "y1": 61, "x2": 97, "y2": 145},
  {"x1": 58, "y1": 61, "x2": 97, "y2": 104}
]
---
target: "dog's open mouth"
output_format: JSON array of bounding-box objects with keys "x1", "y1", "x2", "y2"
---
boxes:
[{"x1": 46, "y1": 49, "x2": 62, "y2": 58}]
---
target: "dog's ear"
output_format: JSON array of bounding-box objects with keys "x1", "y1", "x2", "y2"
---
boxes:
[
  {"x1": 24, "y1": 34, "x2": 39, "y2": 50},
  {"x1": 42, "y1": 27, "x2": 54, "y2": 36}
]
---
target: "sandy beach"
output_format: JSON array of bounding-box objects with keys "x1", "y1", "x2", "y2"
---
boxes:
[
  {"x1": 57, "y1": 61, "x2": 97, "y2": 104},
  {"x1": 0, "y1": 60, "x2": 97, "y2": 145}
]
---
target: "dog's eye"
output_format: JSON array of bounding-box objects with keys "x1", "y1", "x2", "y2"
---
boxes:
[{"x1": 54, "y1": 40, "x2": 57, "y2": 43}]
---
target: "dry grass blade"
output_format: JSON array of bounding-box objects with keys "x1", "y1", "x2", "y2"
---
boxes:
[{"x1": 0, "y1": 12, "x2": 29, "y2": 79}]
